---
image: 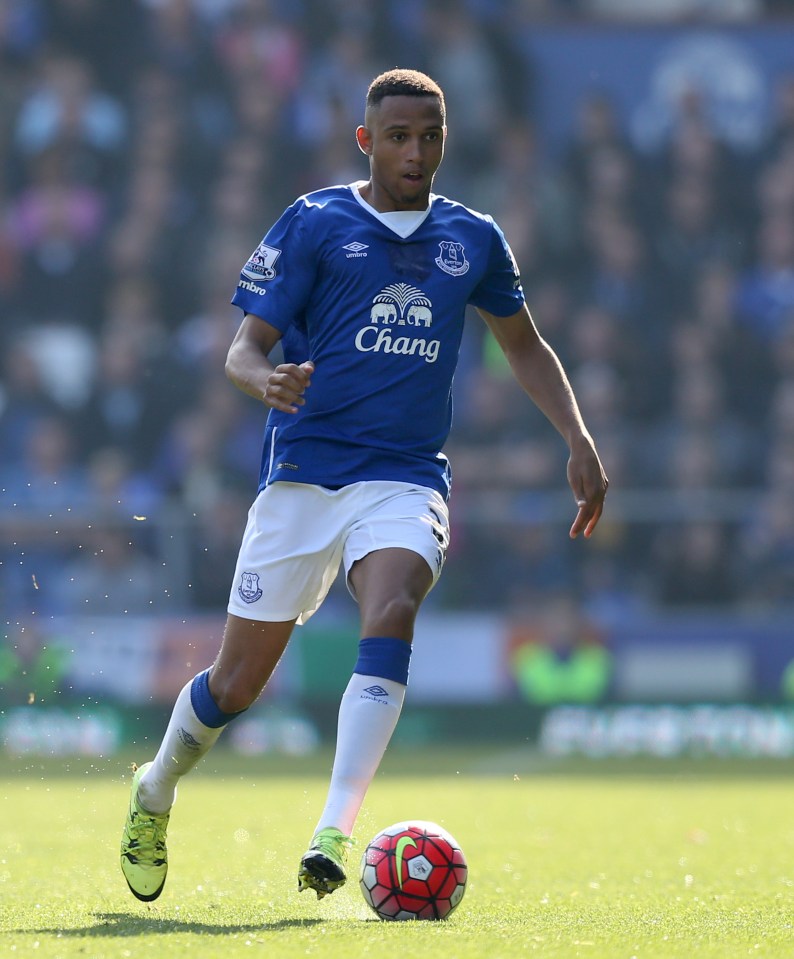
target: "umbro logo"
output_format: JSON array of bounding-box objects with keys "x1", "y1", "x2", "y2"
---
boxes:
[
  {"x1": 178, "y1": 727, "x2": 201, "y2": 749},
  {"x1": 363, "y1": 684, "x2": 388, "y2": 697},
  {"x1": 343, "y1": 241, "x2": 369, "y2": 258}
]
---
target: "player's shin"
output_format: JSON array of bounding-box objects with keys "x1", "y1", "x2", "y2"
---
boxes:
[
  {"x1": 314, "y1": 636, "x2": 411, "y2": 836},
  {"x1": 137, "y1": 668, "x2": 246, "y2": 814}
]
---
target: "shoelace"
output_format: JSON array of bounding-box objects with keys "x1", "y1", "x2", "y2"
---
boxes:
[
  {"x1": 313, "y1": 831, "x2": 354, "y2": 864},
  {"x1": 128, "y1": 810, "x2": 167, "y2": 854}
]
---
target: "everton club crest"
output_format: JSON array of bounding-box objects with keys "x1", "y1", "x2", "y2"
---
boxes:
[
  {"x1": 435, "y1": 240, "x2": 469, "y2": 276},
  {"x1": 238, "y1": 571, "x2": 263, "y2": 603}
]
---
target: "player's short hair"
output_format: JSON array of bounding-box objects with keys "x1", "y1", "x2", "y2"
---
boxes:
[{"x1": 366, "y1": 69, "x2": 446, "y2": 122}]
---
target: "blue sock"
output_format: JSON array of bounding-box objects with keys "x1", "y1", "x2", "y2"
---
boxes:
[
  {"x1": 189, "y1": 669, "x2": 246, "y2": 728},
  {"x1": 353, "y1": 636, "x2": 412, "y2": 686}
]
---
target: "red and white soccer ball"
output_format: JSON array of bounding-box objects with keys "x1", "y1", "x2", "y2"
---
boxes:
[{"x1": 359, "y1": 820, "x2": 468, "y2": 921}]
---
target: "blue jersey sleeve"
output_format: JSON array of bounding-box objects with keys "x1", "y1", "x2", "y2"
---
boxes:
[
  {"x1": 467, "y1": 217, "x2": 525, "y2": 317},
  {"x1": 231, "y1": 200, "x2": 317, "y2": 332}
]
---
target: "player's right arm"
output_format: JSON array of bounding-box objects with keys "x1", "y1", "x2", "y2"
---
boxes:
[{"x1": 225, "y1": 313, "x2": 314, "y2": 414}]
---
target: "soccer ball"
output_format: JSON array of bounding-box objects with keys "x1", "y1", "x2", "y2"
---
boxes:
[{"x1": 359, "y1": 820, "x2": 468, "y2": 921}]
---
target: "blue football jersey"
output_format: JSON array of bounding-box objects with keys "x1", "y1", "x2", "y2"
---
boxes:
[{"x1": 231, "y1": 183, "x2": 524, "y2": 498}]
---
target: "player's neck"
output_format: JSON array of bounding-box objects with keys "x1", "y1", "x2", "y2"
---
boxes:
[{"x1": 358, "y1": 180, "x2": 430, "y2": 214}]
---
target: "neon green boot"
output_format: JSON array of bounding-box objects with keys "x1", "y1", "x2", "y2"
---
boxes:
[
  {"x1": 298, "y1": 827, "x2": 354, "y2": 899},
  {"x1": 120, "y1": 762, "x2": 169, "y2": 901}
]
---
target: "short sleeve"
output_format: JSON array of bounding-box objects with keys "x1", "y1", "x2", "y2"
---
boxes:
[
  {"x1": 467, "y1": 217, "x2": 525, "y2": 317},
  {"x1": 231, "y1": 200, "x2": 317, "y2": 332}
]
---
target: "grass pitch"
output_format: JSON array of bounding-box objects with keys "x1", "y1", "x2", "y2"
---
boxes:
[{"x1": 2, "y1": 749, "x2": 793, "y2": 959}]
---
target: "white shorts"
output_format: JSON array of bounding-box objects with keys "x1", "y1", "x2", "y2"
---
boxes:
[{"x1": 227, "y1": 481, "x2": 450, "y2": 625}]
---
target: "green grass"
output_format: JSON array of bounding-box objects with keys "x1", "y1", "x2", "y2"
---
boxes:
[{"x1": 2, "y1": 749, "x2": 794, "y2": 958}]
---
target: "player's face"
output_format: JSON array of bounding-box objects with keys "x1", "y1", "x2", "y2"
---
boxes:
[{"x1": 356, "y1": 95, "x2": 446, "y2": 212}]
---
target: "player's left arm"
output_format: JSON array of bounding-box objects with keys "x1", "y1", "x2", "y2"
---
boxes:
[{"x1": 476, "y1": 303, "x2": 608, "y2": 539}]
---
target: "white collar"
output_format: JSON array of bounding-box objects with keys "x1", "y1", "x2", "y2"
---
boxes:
[{"x1": 351, "y1": 182, "x2": 432, "y2": 238}]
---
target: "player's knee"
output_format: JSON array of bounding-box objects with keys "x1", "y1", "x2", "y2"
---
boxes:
[{"x1": 364, "y1": 593, "x2": 421, "y2": 638}]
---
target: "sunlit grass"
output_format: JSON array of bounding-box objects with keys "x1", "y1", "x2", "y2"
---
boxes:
[{"x1": 2, "y1": 750, "x2": 794, "y2": 958}]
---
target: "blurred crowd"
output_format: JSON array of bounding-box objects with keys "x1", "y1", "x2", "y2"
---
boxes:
[{"x1": 1, "y1": 0, "x2": 794, "y2": 624}]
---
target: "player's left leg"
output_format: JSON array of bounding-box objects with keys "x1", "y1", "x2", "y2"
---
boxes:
[{"x1": 298, "y1": 546, "x2": 435, "y2": 899}]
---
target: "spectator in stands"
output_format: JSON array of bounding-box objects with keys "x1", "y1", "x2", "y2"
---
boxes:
[
  {"x1": 106, "y1": 159, "x2": 196, "y2": 326},
  {"x1": 189, "y1": 487, "x2": 252, "y2": 611},
  {"x1": 292, "y1": 28, "x2": 376, "y2": 184},
  {"x1": 153, "y1": 375, "x2": 259, "y2": 509},
  {"x1": 419, "y1": 1, "x2": 528, "y2": 193},
  {"x1": 509, "y1": 589, "x2": 613, "y2": 705},
  {"x1": 565, "y1": 91, "x2": 634, "y2": 186},
  {"x1": 643, "y1": 363, "x2": 762, "y2": 488},
  {"x1": 10, "y1": 53, "x2": 126, "y2": 192},
  {"x1": 577, "y1": 217, "x2": 661, "y2": 352},
  {"x1": 7, "y1": 144, "x2": 108, "y2": 327},
  {"x1": 652, "y1": 521, "x2": 739, "y2": 607},
  {"x1": 760, "y1": 72, "x2": 794, "y2": 166},
  {"x1": 85, "y1": 445, "x2": 163, "y2": 522},
  {"x1": 755, "y1": 141, "x2": 794, "y2": 221},
  {"x1": 469, "y1": 119, "x2": 572, "y2": 286},
  {"x1": 736, "y1": 212, "x2": 794, "y2": 341},
  {"x1": 577, "y1": 143, "x2": 645, "y2": 236},
  {"x1": 140, "y1": 0, "x2": 226, "y2": 105},
  {"x1": 0, "y1": 334, "x2": 66, "y2": 463},
  {"x1": 40, "y1": 0, "x2": 147, "y2": 98},
  {"x1": 442, "y1": 519, "x2": 576, "y2": 611},
  {"x1": 2, "y1": 3, "x2": 794, "y2": 620},
  {"x1": 567, "y1": 303, "x2": 648, "y2": 417},
  {"x1": 568, "y1": 362, "x2": 633, "y2": 488},
  {"x1": 0, "y1": 414, "x2": 89, "y2": 615},
  {"x1": 686, "y1": 259, "x2": 772, "y2": 423},
  {"x1": 654, "y1": 173, "x2": 742, "y2": 313},
  {"x1": 770, "y1": 318, "x2": 794, "y2": 383},
  {"x1": 213, "y1": 0, "x2": 304, "y2": 101},
  {"x1": 76, "y1": 323, "x2": 185, "y2": 471},
  {"x1": 735, "y1": 486, "x2": 794, "y2": 607},
  {"x1": 444, "y1": 366, "x2": 563, "y2": 492},
  {"x1": 1, "y1": 412, "x2": 88, "y2": 510},
  {"x1": 50, "y1": 523, "x2": 169, "y2": 615},
  {"x1": 0, "y1": 620, "x2": 70, "y2": 707}
]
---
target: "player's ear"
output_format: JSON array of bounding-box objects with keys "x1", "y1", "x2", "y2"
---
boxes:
[{"x1": 356, "y1": 125, "x2": 372, "y2": 156}]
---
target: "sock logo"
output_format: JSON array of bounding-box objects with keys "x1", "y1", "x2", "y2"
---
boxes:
[
  {"x1": 178, "y1": 728, "x2": 200, "y2": 749},
  {"x1": 363, "y1": 685, "x2": 388, "y2": 697}
]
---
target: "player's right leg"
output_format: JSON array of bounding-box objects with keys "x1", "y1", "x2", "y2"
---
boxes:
[
  {"x1": 120, "y1": 615, "x2": 295, "y2": 901},
  {"x1": 120, "y1": 482, "x2": 347, "y2": 901}
]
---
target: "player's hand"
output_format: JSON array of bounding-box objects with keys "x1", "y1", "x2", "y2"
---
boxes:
[
  {"x1": 263, "y1": 361, "x2": 315, "y2": 413},
  {"x1": 567, "y1": 436, "x2": 608, "y2": 539}
]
